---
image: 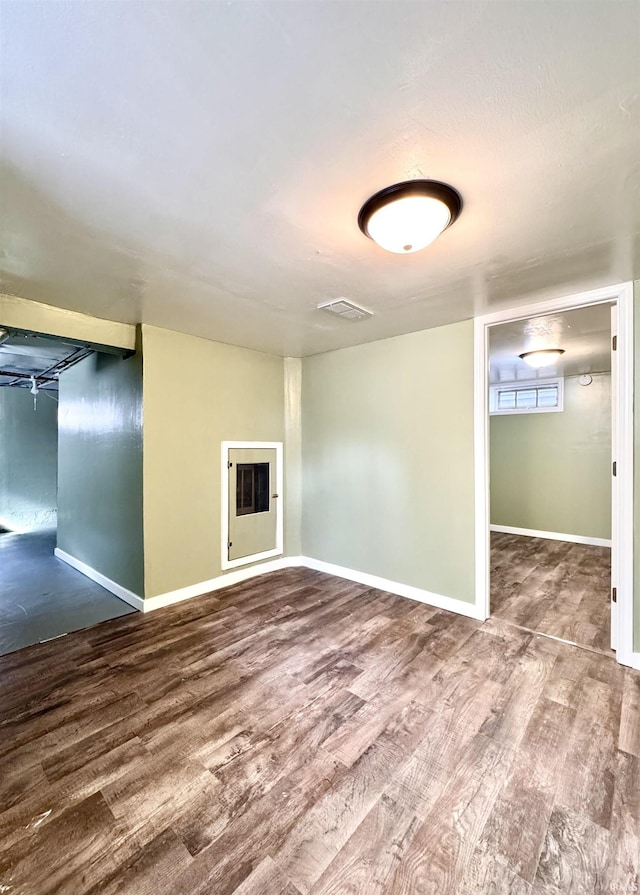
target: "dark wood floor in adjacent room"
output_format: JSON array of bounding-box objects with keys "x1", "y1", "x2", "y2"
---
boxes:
[
  {"x1": 1, "y1": 567, "x2": 638, "y2": 894},
  {"x1": 491, "y1": 532, "x2": 613, "y2": 655}
]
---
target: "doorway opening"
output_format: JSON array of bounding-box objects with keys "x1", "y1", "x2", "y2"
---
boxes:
[
  {"x1": 0, "y1": 327, "x2": 137, "y2": 655},
  {"x1": 474, "y1": 283, "x2": 635, "y2": 668},
  {"x1": 488, "y1": 303, "x2": 614, "y2": 654}
]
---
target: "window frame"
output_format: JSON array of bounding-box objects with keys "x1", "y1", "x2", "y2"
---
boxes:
[{"x1": 489, "y1": 377, "x2": 564, "y2": 416}]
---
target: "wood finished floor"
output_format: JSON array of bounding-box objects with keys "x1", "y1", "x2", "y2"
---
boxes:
[
  {"x1": 491, "y1": 533, "x2": 613, "y2": 655},
  {"x1": 1, "y1": 567, "x2": 638, "y2": 895}
]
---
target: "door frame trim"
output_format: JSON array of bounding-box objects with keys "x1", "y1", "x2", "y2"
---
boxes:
[
  {"x1": 221, "y1": 441, "x2": 284, "y2": 571},
  {"x1": 473, "y1": 281, "x2": 635, "y2": 668}
]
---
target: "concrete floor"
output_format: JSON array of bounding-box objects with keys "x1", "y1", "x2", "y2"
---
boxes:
[{"x1": 0, "y1": 529, "x2": 136, "y2": 656}]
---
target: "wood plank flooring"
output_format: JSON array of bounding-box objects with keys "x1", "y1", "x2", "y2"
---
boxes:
[
  {"x1": 0, "y1": 567, "x2": 637, "y2": 894},
  {"x1": 491, "y1": 532, "x2": 612, "y2": 655}
]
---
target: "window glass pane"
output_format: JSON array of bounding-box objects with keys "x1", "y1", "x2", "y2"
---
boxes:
[
  {"x1": 254, "y1": 463, "x2": 269, "y2": 513},
  {"x1": 497, "y1": 390, "x2": 516, "y2": 410},
  {"x1": 236, "y1": 463, "x2": 269, "y2": 515},
  {"x1": 241, "y1": 468, "x2": 254, "y2": 508},
  {"x1": 515, "y1": 389, "x2": 537, "y2": 408},
  {"x1": 236, "y1": 466, "x2": 255, "y2": 514},
  {"x1": 537, "y1": 386, "x2": 558, "y2": 408}
]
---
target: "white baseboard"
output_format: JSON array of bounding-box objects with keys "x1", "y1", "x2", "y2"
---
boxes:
[
  {"x1": 489, "y1": 525, "x2": 612, "y2": 549},
  {"x1": 55, "y1": 546, "x2": 639, "y2": 671},
  {"x1": 142, "y1": 554, "x2": 480, "y2": 621},
  {"x1": 143, "y1": 556, "x2": 303, "y2": 612},
  {"x1": 299, "y1": 556, "x2": 484, "y2": 620},
  {"x1": 54, "y1": 548, "x2": 145, "y2": 611}
]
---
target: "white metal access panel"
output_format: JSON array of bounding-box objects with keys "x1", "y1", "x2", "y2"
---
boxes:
[{"x1": 227, "y1": 446, "x2": 279, "y2": 564}]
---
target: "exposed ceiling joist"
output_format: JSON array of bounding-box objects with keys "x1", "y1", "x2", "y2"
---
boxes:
[{"x1": 0, "y1": 327, "x2": 132, "y2": 389}]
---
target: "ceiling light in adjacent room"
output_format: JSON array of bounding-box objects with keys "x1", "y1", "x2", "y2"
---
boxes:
[
  {"x1": 519, "y1": 349, "x2": 565, "y2": 368},
  {"x1": 358, "y1": 180, "x2": 462, "y2": 254}
]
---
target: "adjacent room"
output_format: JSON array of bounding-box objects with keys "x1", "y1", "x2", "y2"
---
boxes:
[
  {"x1": 0, "y1": 329, "x2": 137, "y2": 654},
  {"x1": 488, "y1": 304, "x2": 615, "y2": 655},
  {"x1": 0, "y1": 2, "x2": 639, "y2": 894}
]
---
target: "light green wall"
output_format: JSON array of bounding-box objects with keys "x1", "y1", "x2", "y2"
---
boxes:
[
  {"x1": 284, "y1": 357, "x2": 303, "y2": 558},
  {"x1": 142, "y1": 325, "x2": 286, "y2": 599},
  {"x1": 0, "y1": 387, "x2": 58, "y2": 531},
  {"x1": 4, "y1": 291, "x2": 638, "y2": 650},
  {"x1": 57, "y1": 349, "x2": 144, "y2": 596},
  {"x1": 490, "y1": 374, "x2": 611, "y2": 539},
  {"x1": 301, "y1": 320, "x2": 476, "y2": 605}
]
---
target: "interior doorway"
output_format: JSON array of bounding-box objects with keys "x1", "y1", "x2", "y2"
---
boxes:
[
  {"x1": 474, "y1": 282, "x2": 635, "y2": 669},
  {"x1": 0, "y1": 327, "x2": 137, "y2": 655},
  {"x1": 487, "y1": 302, "x2": 614, "y2": 653}
]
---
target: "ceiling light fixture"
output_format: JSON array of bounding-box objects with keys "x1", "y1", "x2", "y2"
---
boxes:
[
  {"x1": 519, "y1": 349, "x2": 565, "y2": 368},
  {"x1": 358, "y1": 179, "x2": 462, "y2": 254}
]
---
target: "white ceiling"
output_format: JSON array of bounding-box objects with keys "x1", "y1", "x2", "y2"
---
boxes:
[
  {"x1": 1, "y1": 1, "x2": 638, "y2": 357},
  {"x1": 489, "y1": 303, "x2": 613, "y2": 383}
]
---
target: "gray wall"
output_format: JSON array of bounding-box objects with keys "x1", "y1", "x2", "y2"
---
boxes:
[
  {"x1": 302, "y1": 320, "x2": 476, "y2": 605},
  {"x1": 0, "y1": 387, "x2": 58, "y2": 531},
  {"x1": 490, "y1": 374, "x2": 611, "y2": 539},
  {"x1": 57, "y1": 350, "x2": 144, "y2": 596}
]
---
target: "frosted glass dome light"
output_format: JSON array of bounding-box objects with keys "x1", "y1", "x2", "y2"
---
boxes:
[
  {"x1": 519, "y1": 349, "x2": 565, "y2": 368},
  {"x1": 358, "y1": 180, "x2": 462, "y2": 254}
]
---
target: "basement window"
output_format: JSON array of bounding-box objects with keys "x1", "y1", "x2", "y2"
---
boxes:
[
  {"x1": 490, "y1": 379, "x2": 563, "y2": 415},
  {"x1": 236, "y1": 463, "x2": 270, "y2": 515}
]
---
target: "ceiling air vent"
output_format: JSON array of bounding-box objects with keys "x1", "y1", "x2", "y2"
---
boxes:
[{"x1": 317, "y1": 299, "x2": 372, "y2": 320}]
